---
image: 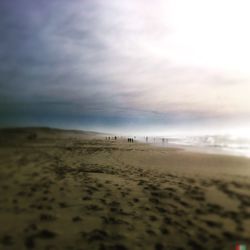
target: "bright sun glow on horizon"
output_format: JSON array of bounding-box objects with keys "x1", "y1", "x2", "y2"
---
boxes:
[
  {"x1": 165, "y1": 0, "x2": 250, "y2": 75},
  {"x1": 98, "y1": 0, "x2": 250, "y2": 121},
  {"x1": 129, "y1": 0, "x2": 250, "y2": 80}
]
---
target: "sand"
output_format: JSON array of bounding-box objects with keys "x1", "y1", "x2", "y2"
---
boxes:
[{"x1": 0, "y1": 128, "x2": 250, "y2": 250}]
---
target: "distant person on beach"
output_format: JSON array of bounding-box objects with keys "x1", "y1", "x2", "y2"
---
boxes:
[
  {"x1": 146, "y1": 136, "x2": 148, "y2": 142},
  {"x1": 27, "y1": 133, "x2": 37, "y2": 140}
]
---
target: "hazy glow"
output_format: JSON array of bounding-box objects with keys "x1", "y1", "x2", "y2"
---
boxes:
[
  {"x1": 166, "y1": 0, "x2": 250, "y2": 74},
  {"x1": 93, "y1": 0, "x2": 250, "y2": 119}
]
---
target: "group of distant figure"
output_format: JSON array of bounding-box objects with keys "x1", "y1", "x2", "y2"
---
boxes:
[
  {"x1": 105, "y1": 136, "x2": 135, "y2": 143},
  {"x1": 145, "y1": 136, "x2": 168, "y2": 144},
  {"x1": 127, "y1": 138, "x2": 134, "y2": 143},
  {"x1": 106, "y1": 136, "x2": 117, "y2": 140},
  {"x1": 105, "y1": 136, "x2": 168, "y2": 144}
]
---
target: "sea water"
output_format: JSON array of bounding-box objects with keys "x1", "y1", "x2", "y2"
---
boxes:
[{"x1": 140, "y1": 135, "x2": 250, "y2": 158}]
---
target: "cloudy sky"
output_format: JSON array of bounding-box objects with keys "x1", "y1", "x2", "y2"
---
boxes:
[{"x1": 1, "y1": 0, "x2": 250, "y2": 135}]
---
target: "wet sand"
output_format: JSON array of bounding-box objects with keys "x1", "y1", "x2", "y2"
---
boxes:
[{"x1": 0, "y1": 128, "x2": 250, "y2": 250}]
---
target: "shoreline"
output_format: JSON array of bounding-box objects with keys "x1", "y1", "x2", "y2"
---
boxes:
[{"x1": 144, "y1": 140, "x2": 250, "y2": 159}]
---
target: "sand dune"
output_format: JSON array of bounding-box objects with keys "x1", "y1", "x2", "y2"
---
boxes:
[{"x1": 0, "y1": 128, "x2": 250, "y2": 249}]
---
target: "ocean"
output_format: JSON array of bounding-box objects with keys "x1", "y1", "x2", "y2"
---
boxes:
[{"x1": 140, "y1": 135, "x2": 250, "y2": 158}]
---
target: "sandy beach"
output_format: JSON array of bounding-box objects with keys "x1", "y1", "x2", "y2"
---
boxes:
[{"x1": 0, "y1": 128, "x2": 250, "y2": 250}]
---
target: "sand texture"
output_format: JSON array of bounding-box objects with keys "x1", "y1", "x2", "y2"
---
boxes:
[{"x1": 0, "y1": 128, "x2": 250, "y2": 250}]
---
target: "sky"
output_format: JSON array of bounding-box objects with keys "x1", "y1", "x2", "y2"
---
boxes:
[{"x1": 1, "y1": 0, "x2": 250, "y2": 135}]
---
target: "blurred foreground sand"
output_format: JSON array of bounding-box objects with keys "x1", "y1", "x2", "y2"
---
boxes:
[{"x1": 0, "y1": 128, "x2": 250, "y2": 250}]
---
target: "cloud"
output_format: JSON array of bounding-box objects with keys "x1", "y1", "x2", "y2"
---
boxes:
[{"x1": 0, "y1": 0, "x2": 250, "y2": 132}]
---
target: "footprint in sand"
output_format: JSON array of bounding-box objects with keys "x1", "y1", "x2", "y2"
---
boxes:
[{"x1": 1, "y1": 235, "x2": 13, "y2": 246}]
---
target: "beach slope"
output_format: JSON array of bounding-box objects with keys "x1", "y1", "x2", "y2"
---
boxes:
[{"x1": 0, "y1": 128, "x2": 250, "y2": 249}]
